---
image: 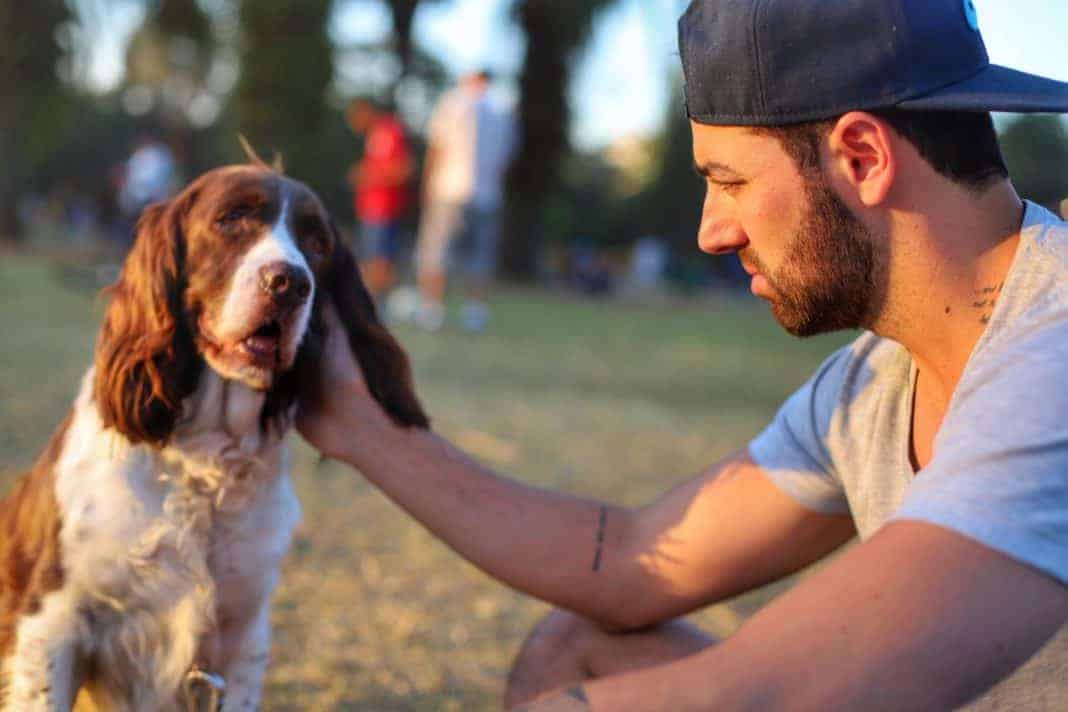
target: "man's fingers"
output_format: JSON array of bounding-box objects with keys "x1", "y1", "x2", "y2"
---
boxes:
[
  {"x1": 318, "y1": 299, "x2": 369, "y2": 394},
  {"x1": 511, "y1": 687, "x2": 591, "y2": 712}
]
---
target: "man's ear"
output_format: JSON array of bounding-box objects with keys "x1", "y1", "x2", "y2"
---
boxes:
[{"x1": 827, "y1": 111, "x2": 896, "y2": 207}]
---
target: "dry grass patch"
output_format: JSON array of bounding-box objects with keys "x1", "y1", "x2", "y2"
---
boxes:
[{"x1": 0, "y1": 255, "x2": 850, "y2": 710}]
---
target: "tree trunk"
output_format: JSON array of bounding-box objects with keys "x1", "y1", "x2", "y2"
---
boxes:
[{"x1": 500, "y1": 0, "x2": 615, "y2": 281}]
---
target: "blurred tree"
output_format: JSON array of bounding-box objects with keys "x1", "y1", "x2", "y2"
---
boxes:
[
  {"x1": 380, "y1": 0, "x2": 444, "y2": 80},
  {"x1": 123, "y1": 0, "x2": 218, "y2": 178},
  {"x1": 125, "y1": 0, "x2": 214, "y2": 113},
  {"x1": 385, "y1": 0, "x2": 419, "y2": 78},
  {"x1": 126, "y1": 0, "x2": 213, "y2": 91},
  {"x1": 232, "y1": 0, "x2": 343, "y2": 201},
  {"x1": 627, "y1": 82, "x2": 745, "y2": 291},
  {"x1": 0, "y1": 0, "x2": 75, "y2": 242},
  {"x1": 502, "y1": 0, "x2": 616, "y2": 280},
  {"x1": 630, "y1": 81, "x2": 704, "y2": 252},
  {"x1": 999, "y1": 115, "x2": 1068, "y2": 211},
  {"x1": 332, "y1": 39, "x2": 449, "y2": 129}
]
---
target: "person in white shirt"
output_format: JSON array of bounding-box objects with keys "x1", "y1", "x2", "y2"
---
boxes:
[{"x1": 414, "y1": 70, "x2": 516, "y2": 332}]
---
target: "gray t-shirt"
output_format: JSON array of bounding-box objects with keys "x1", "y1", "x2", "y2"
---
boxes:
[{"x1": 749, "y1": 201, "x2": 1068, "y2": 710}]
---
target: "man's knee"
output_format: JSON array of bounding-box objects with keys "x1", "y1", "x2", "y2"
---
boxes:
[
  {"x1": 505, "y1": 610, "x2": 604, "y2": 708},
  {"x1": 505, "y1": 610, "x2": 715, "y2": 707}
]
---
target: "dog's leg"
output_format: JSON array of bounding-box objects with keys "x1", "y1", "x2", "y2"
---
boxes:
[
  {"x1": 3, "y1": 595, "x2": 82, "y2": 711},
  {"x1": 218, "y1": 603, "x2": 271, "y2": 712}
]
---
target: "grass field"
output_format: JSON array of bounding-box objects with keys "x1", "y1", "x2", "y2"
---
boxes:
[{"x1": 0, "y1": 253, "x2": 851, "y2": 710}]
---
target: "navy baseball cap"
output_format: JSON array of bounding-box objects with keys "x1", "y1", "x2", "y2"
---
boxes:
[{"x1": 679, "y1": 0, "x2": 1068, "y2": 126}]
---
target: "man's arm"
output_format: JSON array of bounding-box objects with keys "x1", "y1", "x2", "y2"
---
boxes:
[
  {"x1": 297, "y1": 309, "x2": 854, "y2": 630},
  {"x1": 548, "y1": 520, "x2": 1068, "y2": 711}
]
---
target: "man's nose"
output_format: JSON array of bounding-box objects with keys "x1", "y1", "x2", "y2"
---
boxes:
[
  {"x1": 697, "y1": 217, "x2": 748, "y2": 255},
  {"x1": 696, "y1": 190, "x2": 748, "y2": 255},
  {"x1": 259, "y1": 261, "x2": 312, "y2": 307}
]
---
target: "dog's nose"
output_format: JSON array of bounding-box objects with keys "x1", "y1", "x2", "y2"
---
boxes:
[{"x1": 259, "y1": 262, "x2": 311, "y2": 305}]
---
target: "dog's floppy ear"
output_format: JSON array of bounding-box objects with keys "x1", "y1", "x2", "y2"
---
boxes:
[
  {"x1": 94, "y1": 199, "x2": 202, "y2": 445},
  {"x1": 319, "y1": 222, "x2": 429, "y2": 429}
]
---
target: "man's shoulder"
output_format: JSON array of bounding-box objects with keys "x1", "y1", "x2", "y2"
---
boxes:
[
  {"x1": 821, "y1": 332, "x2": 907, "y2": 388},
  {"x1": 797, "y1": 332, "x2": 910, "y2": 426},
  {"x1": 1015, "y1": 200, "x2": 1068, "y2": 272},
  {"x1": 984, "y1": 202, "x2": 1068, "y2": 346}
]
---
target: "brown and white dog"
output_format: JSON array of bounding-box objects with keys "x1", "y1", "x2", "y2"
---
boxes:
[{"x1": 0, "y1": 163, "x2": 428, "y2": 710}]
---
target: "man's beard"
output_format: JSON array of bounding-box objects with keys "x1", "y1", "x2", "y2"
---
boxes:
[{"x1": 747, "y1": 173, "x2": 881, "y2": 337}]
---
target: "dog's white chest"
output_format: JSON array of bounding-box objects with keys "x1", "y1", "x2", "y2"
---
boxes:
[{"x1": 33, "y1": 375, "x2": 303, "y2": 708}]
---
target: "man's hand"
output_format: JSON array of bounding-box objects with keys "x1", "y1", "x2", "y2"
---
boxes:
[
  {"x1": 511, "y1": 686, "x2": 591, "y2": 712},
  {"x1": 297, "y1": 301, "x2": 379, "y2": 461}
]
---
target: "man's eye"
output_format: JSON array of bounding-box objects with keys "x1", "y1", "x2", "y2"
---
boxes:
[{"x1": 710, "y1": 179, "x2": 745, "y2": 194}]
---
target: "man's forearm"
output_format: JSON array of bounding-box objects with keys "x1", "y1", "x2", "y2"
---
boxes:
[
  {"x1": 564, "y1": 521, "x2": 1068, "y2": 712},
  {"x1": 332, "y1": 400, "x2": 638, "y2": 622}
]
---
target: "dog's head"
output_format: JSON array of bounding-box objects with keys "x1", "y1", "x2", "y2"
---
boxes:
[{"x1": 94, "y1": 163, "x2": 428, "y2": 445}]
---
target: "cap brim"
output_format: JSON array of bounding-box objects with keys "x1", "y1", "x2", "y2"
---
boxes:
[{"x1": 897, "y1": 64, "x2": 1068, "y2": 113}]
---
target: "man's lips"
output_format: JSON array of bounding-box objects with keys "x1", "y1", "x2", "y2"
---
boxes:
[{"x1": 739, "y1": 260, "x2": 771, "y2": 297}]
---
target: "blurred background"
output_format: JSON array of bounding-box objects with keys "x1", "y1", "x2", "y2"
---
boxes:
[
  {"x1": 3, "y1": 1, "x2": 1068, "y2": 709},
  {"x1": 4, "y1": 0, "x2": 1067, "y2": 291}
]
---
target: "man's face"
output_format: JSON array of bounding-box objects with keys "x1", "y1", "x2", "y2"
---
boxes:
[
  {"x1": 691, "y1": 121, "x2": 879, "y2": 336},
  {"x1": 346, "y1": 103, "x2": 374, "y2": 134}
]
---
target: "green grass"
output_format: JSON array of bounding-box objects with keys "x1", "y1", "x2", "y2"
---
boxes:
[{"x1": 0, "y1": 254, "x2": 851, "y2": 710}]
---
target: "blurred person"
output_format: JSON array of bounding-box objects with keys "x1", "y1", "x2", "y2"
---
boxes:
[
  {"x1": 298, "y1": 1, "x2": 1068, "y2": 710},
  {"x1": 117, "y1": 132, "x2": 177, "y2": 251},
  {"x1": 346, "y1": 97, "x2": 413, "y2": 304},
  {"x1": 414, "y1": 70, "x2": 516, "y2": 332}
]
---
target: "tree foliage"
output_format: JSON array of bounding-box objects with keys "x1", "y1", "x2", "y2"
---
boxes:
[
  {"x1": 0, "y1": 0, "x2": 75, "y2": 240},
  {"x1": 380, "y1": 0, "x2": 442, "y2": 80},
  {"x1": 232, "y1": 0, "x2": 346, "y2": 205},
  {"x1": 122, "y1": 0, "x2": 220, "y2": 183},
  {"x1": 999, "y1": 115, "x2": 1068, "y2": 211},
  {"x1": 126, "y1": 0, "x2": 213, "y2": 89}
]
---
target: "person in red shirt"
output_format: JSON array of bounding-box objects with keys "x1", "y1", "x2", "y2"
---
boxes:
[{"x1": 345, "y1": 98, "x2": 413, "y2": 303}]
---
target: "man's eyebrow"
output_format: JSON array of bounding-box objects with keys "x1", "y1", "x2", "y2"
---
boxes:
[{"x1": 692, "y1": 160, "x2": 742, "y2": 179}]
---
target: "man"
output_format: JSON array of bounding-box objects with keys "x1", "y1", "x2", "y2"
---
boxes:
[
  {"x1": 346, "y1": 97, "x2": 413, "y2": 303},
  {"x1": 299, "y1": 1, "x2": 1068, "y2": 709},
  {"x1": 414, "y1": 70, "x2": 516, "y2": 332}
]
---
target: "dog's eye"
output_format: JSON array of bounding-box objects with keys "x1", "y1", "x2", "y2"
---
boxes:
[
  {"x1": 216, "y1": 205, "x2": 254, "y2": 226},
  {"x1": 304, "y1": 233, "x2": 330, "y2": 258},
  {"x1": 298, "y1": 219, "x2": 330, "y2": 256}
]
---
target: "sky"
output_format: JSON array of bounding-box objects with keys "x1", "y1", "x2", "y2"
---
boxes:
[{"x1": 88, "y1": 0, "x2": 1068, "y2": 150}]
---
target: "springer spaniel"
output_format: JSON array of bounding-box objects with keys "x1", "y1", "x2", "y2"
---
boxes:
[{"x1": 0, "y1": 163, "x2": 428, "y2": 710}]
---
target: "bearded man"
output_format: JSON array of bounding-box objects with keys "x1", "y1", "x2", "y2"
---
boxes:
[{"x1": 298, "y1": 1, "x2": 1068, "y2": 709}]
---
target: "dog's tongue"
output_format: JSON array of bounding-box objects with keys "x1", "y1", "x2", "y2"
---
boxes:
[
  {"x1": 243, "y1": 334, "x2": 278, "y2": 356},
  {"x1": 243, "y1": 322, "x2": 282, "y2": 358}
]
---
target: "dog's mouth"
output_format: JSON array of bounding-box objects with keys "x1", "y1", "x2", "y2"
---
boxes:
[
  {"x1": 241, "y1": 320, "x2": 282, "y2": 362},
  {"x1": 199, "y1": 312, "x2": 305, "y2": 390}
]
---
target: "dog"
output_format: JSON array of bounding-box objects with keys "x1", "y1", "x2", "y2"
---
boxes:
[{"x1": 0, "y1": 162, "x2": 428, "y2": 710}]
